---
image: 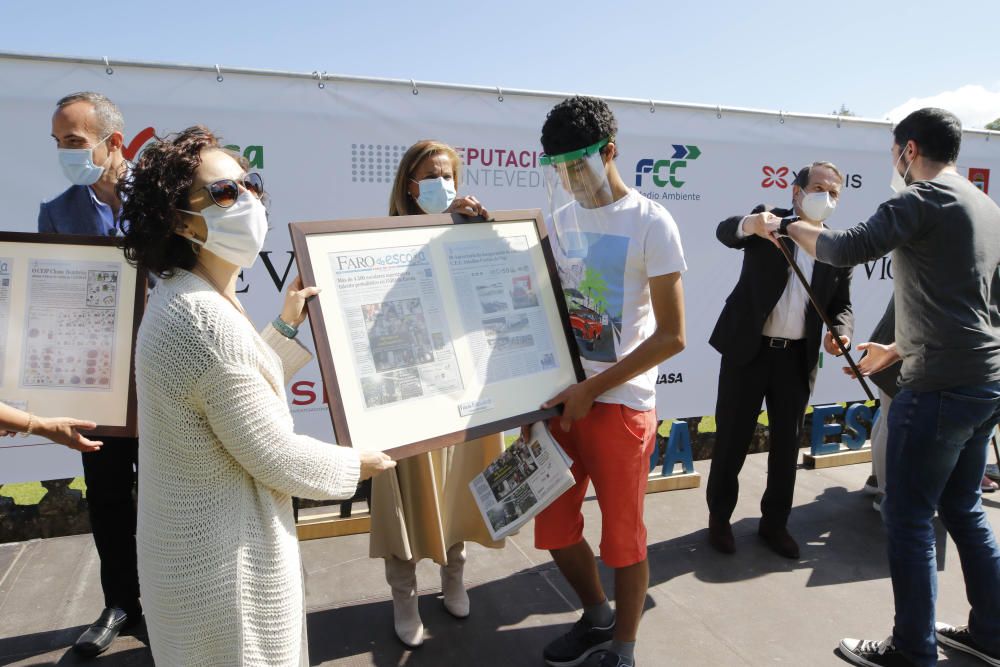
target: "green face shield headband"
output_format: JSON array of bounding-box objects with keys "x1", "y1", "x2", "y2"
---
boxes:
[{"x1": 539, "y1": 137, "x2": 610, "y2": 166}]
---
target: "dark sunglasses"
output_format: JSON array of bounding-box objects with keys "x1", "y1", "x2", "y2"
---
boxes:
[{"x1": 200, "y1": 173, "x2": 265, "y2": 208}]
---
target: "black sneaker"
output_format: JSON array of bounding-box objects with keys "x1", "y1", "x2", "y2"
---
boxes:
[
  {"x1": 838, "y1": 637, "x2": 918, "y2": 666},
  {"x1": 580, "y1": 650, "x2": 635, "y2": 667},
  {"x1": 936, "y1": 623, "x2": 1000, "y2": 666},
  {"x1": 543, "y1": 615, "x2": 615, "y2": 667},
  {"x1": 863, "y1": 475, "x2": 880, "y2": 495}
]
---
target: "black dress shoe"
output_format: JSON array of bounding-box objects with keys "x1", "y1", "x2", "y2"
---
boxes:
[
  {"x1": 757, "y1": 524, "x2": 800, "y2": 559},
  {"x1": 708, "y1": 515, "x2": 736, "y2": 554},
  {"x1": 73, "y1": 607, "x2": 130, "y2": 657}
]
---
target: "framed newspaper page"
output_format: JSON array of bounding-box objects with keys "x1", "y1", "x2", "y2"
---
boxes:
[
  {"x1": 290, "y1": 210, "x2": 585, "y2": 460},
  {"x1": 0, "y1": 232, "x2": 145, "y2": 438}
]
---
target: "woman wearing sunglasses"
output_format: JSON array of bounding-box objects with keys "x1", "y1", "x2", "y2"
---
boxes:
[
  {"x1": 118, "y1": 126, "x2": 394, "y2": 667},
  {"x1": 369, "y1": 140, "x2": 504, "y2": 648}
]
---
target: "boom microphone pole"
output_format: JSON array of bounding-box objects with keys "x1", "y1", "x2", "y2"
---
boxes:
[{"x1": 773, "y1": 216, "x2": 876, "y2": 402}]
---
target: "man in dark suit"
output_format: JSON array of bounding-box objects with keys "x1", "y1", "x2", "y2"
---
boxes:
[
  {"x1": 706, "y1": 162, "x2": 854, "y2": 559},
  {"x1": 41, "y1": 91, "x2": 141, "y2": 657}
]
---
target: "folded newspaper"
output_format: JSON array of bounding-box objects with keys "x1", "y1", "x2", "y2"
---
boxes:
[{"x1": 469, "y1": 421, "x2": 575, "y2": 541}]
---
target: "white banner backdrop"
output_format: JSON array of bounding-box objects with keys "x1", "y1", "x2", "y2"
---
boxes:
[{"x1": 1, "y1": 54, "x2": 998, "y2": 483}]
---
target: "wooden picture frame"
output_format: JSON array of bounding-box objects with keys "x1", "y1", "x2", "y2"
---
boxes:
[
  {"x1": 0, "y1": 232, "x2": 144, "y2": 438},
  {"x1": 290, "y1": 210, "x2": 584, "y2": 459}
]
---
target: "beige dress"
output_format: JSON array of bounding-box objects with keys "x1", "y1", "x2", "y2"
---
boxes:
[{"x1": 370, "y1": 434, "x2": 506, "y2": 564}]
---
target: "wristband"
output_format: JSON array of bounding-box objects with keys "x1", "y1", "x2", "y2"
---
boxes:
[
  {"x1": 272, "y1": 317, "x2": 299, "y2": 339},
  {"x1": 21, "y1": 413, "x2": 35, "y2": 438},
  {"x1": 778, "y1": 215, "x2": 800, "y2": 237}
]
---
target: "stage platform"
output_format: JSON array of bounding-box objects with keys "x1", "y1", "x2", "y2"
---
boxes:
[{"x1": 2, "y1": 451, "x2": 997, "y2": 666}]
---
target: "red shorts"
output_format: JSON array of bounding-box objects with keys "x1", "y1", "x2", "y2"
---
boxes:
[{"x1": 534, "y1": 401, "x2": 657, "y2": 568}]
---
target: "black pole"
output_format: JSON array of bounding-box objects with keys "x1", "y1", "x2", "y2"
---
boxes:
[{"x1": 773, "y1": 217, "x2": 876, "y2": 402}]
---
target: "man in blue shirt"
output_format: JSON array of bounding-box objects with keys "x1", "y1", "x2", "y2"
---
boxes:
[{"x1": 40, "y1": 92, "x2": 141, "y2": 658}]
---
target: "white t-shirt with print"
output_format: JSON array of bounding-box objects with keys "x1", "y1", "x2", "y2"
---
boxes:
[{"x1": 547, "y1": 188, "x2": 687, "y2": 411}]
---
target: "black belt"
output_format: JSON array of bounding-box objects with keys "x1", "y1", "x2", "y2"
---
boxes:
[{"x1": 762, "y1": 336, "x2": 805, "y2": 349}]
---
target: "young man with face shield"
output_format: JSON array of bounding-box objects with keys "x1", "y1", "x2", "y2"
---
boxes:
[
  {"x1": 38, "y1": 92, "x2": 142, "y2": 657},
  {"x1": 706, "y1": 162, "x2": 854, "y2": 560},
  {"x1": 533, "y1": 96, "x2": 687, "y2": 667},
  {"x1": 775, "y1": 108, "x2": 1000, "y2": 667}
]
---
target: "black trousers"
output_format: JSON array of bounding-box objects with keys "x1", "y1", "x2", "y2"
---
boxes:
[
  {"x1": 706, "y1": 341, "x2": 811, "y2": 528},
  {"x1": 81, "y1": 436, "x2": 140, "y2": 616}
]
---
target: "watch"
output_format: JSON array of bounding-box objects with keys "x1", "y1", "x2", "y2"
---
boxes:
[{"x1": 778, "y1": 217, "x2": 795, "y2": 237}]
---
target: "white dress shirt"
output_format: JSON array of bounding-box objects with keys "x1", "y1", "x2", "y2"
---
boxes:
[{"x1": 736, "y1": 215, "x2": 813, "y2": 340}]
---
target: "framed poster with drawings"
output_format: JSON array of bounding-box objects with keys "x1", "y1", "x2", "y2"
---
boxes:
[
  {"x1": 0, "y1": 232, "x2": 145, "y2": 438},
  {"x1": 290, "y1": 209, "x2": 584, "y2": 460}
]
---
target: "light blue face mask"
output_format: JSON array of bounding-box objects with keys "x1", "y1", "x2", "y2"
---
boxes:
[
  {"x1": 58, "y1": 135, "x2": 111, "y2": 186},
  {"x1": 412, "y1": 176, "x2": 457, "y2": 214}
]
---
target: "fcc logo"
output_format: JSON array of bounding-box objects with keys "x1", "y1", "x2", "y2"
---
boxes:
[{"x1": 635, "y1": 145, "x2": 701, "y2": 188}]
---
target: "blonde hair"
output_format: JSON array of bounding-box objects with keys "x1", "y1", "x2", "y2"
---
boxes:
[{"x1": 388, "y1": 140, "x2": 461, "y2": 216}]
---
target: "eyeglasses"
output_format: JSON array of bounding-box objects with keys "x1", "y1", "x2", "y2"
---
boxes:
[{"x1": 200, "y1": 173, "x2": 265, "y2": 208}]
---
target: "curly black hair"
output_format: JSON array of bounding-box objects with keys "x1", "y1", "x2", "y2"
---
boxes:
[
  {"x1": 117, "y1": 126, "x2": 233, "y2": 277},
  {"x1": 540, "y1": 96, "x2": 618, "y2": 157}
]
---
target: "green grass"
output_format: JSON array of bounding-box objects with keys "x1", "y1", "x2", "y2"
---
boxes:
[
  {"x1": 0, "y1": 477, "x2": 88, "y2": 505},
  {"x1": 0, "y1": 482, "x2": 47, "y2": 505},
  {"x1": 70, "y1": 477, "x2": 88, "y2": 497}
]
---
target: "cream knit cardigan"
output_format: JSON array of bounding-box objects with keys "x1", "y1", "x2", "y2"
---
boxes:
[{"x1": 135, "y1": 270, "x2": 360, "y2": 667}]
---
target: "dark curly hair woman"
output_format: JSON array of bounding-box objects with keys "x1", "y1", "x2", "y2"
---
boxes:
[{"x1": 120, "y1": 125, "x2": 393, "y2": 666}]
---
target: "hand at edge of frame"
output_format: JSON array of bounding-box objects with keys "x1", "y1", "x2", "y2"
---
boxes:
[
  {"x1": 35, "y1": 417, "x2": 103, "y2": 453},
  {"x1": 542, "y1": 381, "x2": 598, "y2": 433},
  {"x1": 280, "y1": 275, "x2": 321, "y2": 328},
  {"x1": 359, "y1": 450, "x2": 396, "y2": 480},
  {"x1": 448, "y1": 195, "x2": 490, "y2": 220}
]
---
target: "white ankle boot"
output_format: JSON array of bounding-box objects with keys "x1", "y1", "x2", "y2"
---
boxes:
[
  {"x1": 385, "y1": 557, "x2": 424, "y2": 647},
  {"x1": 440, "y1": 542, "x2": 470, "y2": 618}
]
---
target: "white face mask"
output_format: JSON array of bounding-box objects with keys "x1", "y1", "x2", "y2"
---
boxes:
[
  {"x1": 58, "y1": 134, "x2": 111, "y2": 186},
  {"x1": 799, "y1": 190, "x2": 837, "y2": 222},
  {"x1": 178, "y1": 191, "x2": 269, "y2": 268},
  {"x1": 890, "y1": 148, "x2": 912, "y2": 193},
  {"x1": 413, "y1": 177, "x2": 457, "y2": 214}
]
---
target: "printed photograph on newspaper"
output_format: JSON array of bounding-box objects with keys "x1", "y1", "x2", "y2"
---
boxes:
[
  {"x1": 469, "y1": 420, "x2": 575, "y2": 541},
  {"x1": 290, "y1": 211, "x2": 585, "y2": 458},
  {"x1": 331, "y1": 245, "x2": 464, "y2": 409},
  {"x1": 446, "y1": 236, "x2": 560, "y2": 385}
]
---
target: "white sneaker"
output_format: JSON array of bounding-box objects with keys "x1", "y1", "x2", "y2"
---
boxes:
[
  {"x1": 935, "y1": 622, "x2": 1000, "y2": 666},
  {"x1": 838, "y1": 637, "x2": 911, "y2": 666},
  {"x1": 863, "y1": 475, "x2": 880, "y2": 495}
]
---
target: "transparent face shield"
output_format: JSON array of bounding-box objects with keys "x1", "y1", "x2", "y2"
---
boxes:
[{"x1": 540, "y1": 138, "x2": 615, "y2": 259}]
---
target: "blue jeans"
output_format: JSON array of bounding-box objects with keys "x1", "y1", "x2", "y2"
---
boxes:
[{"x1": 884, "y1": 382, "x2": 1000, "y2": 666}]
